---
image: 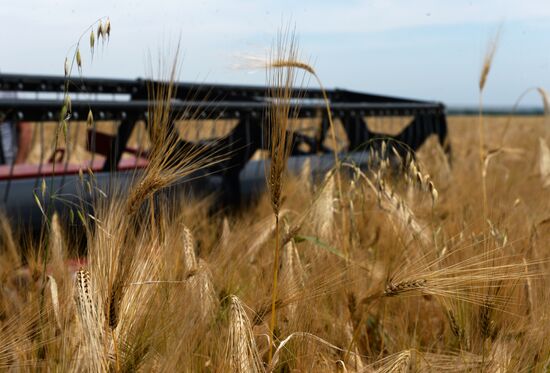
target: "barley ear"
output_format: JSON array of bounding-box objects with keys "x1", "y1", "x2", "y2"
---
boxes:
[
  {"x1": 74, "y1": 268, "x2": 108, "y2": 372},
  {"x1": 479, "y1": 31, "x2": 499, "y2": 92},
  {"x1": 182, "y1": 225, "x2": 198, "y2": 271},
  {"x1": 220, "y1": 217, "x2": 231, "y2": 249},
  {"x1": 384, "y1": 279, "x2": 427, "y2": 297},
  {"x1": 47, "y1": 275, "x2": 62, "y2": 332},
  {"x1": 226, "y1": 295, "x2": 262, "y2": 373},
  {"x1": 106, "y1": 284, "x2": 122, "y2": 330},
  {"x1": 49, "y1": 212, "x2": 65, "y2": 271}
]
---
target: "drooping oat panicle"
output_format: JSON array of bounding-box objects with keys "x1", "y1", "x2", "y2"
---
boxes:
[
  {"x1": 64, "y1": 57, "x2": 69, "y2": 77},
  {"x1": 64, "y1": 93, "x2": 72, "y2": 116},
  {"x1": 89, "y1": 29, "x2": 95, "y2": 56},
  {"x1": 76, "y1": 48, "x2": 82, "y2": 70},
  {"x1": 105, "y1": 18, "x2": 111, "y2": 38},
  {"x1": 226, "y1": 295, "x2": 262, "y2": 373},
  {"x1": 404, "y1": 156, "x2": 439, "y2": 203},
  {"x1": 97, "y1": 20, "x2": 103, "y2": 41},
  {"x1": 362, "y1": 168, "x2": 430, "y2": 246}
]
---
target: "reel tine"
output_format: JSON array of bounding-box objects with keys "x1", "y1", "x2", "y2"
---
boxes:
[
  {"x1": 2, "y1": 119, "x2": 17, "y2": 203},
  {"x1": 90, "y1": 115, "x2": 97, "y2": 169}
]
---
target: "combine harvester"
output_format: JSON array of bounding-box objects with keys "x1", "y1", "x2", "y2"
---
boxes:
[{"x1": 0, "y1": 73, "x2": 449, "y2": 224}]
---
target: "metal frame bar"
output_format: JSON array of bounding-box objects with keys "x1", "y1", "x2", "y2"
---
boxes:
[{"x1": 0, "y1": 73, "x2": 450, "y2": 209}]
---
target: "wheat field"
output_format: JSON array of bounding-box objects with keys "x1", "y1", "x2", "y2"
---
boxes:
[{"x1": 0, "y1": 111, "x2": 549, "y2": 372}]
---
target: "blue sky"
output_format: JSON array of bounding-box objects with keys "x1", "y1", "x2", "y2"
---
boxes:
[{"x1": 1, "y1": 0, "x2": 550, "y2": 107}]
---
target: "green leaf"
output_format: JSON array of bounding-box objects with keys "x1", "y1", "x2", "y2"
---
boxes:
[
  {"x1": 59, "y1": 104, "x2": 67, "y2": 122},
  {"x1": 294, "y1": 235, "x2": 346, "y2": 260},
  {"x1": 76, "y1": 210, "x2": 86, "y2": 225}
]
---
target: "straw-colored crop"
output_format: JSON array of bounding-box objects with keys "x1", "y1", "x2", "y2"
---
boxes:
[{"x1": 225, "y1": 295, "x2": 262, "y2": 373}]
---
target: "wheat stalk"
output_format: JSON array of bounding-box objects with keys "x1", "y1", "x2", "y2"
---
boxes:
[
  {"x1": 538, "y1": 138, "x2": 550, "y2": 188},
  {"x1": 478, "y1": 30, "x2": 500, "y2": 223},
  {"x1": 266, "y1": 29, "x2": 304, "y2": 363}
]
